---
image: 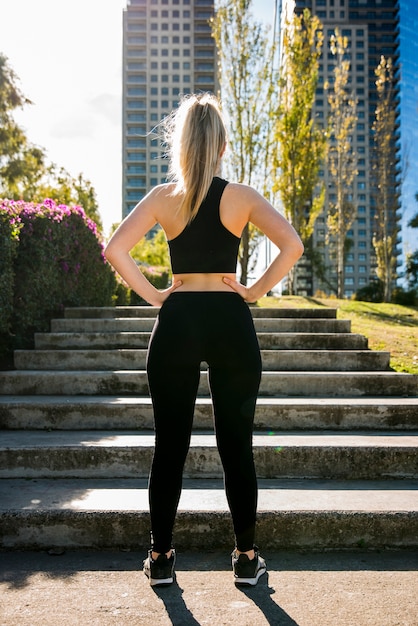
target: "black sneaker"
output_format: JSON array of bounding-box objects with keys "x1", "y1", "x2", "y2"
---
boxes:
[
  {"x1": 232, "y1": 547, "x2": 266, "y2": 586},
  {"x1": 143, "y1": 549, "x2": 176, "y2": 586}
]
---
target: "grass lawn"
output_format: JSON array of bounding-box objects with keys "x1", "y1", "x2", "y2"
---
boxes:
[{"x1": 257, "y1": 295, "x2": 418, "y2": 375}]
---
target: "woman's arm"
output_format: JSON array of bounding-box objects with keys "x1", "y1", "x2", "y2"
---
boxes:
[
  {"x1": 104, "y1": 189, "x2": 182, "y2": 307},
  {"x1": 223, "y1": 186, "x2": 304, "y2": 301}
]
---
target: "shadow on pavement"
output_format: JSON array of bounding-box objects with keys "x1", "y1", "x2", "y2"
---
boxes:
[{"x1": 237, "y1": 572, "x2": 299, "y2": 626}]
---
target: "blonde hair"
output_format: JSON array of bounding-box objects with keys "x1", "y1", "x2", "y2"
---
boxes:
[{"x1": 164, "y1": 93, "x2": 226, "y2": 223}]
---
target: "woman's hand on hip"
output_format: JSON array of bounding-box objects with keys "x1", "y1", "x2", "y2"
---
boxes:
[
  {"x1": 222, "y1": 277, "x2": 258, "y2": 303},
  {"x1": 151, "y1": 280, "x2": 183, "y2": 307}
]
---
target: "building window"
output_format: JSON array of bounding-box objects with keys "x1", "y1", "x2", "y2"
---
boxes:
[
  {"x1": 127, "y1": 88, "x2": 147, "y2": 96},
  {"x1": 126, "y1": 139, "x2": 146, "y2": 148},
  {"x1": 127, "y1": 75, "x2": 146, "y2": 84},
  {"x1": 128, "y1": 35, "x2": 147, "y2": 44}
]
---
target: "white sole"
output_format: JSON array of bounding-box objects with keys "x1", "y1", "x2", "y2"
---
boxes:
[
  {"x1": 234, "y1": 565, "x2": 266, "y2": 586},
  {"x1": 149, "y1": 576, "x2": 174, "y2": 586}
]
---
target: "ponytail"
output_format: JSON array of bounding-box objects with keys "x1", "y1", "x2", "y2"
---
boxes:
[{"x1": 164, "y1": 93, "x2": 226, "y2": 223}]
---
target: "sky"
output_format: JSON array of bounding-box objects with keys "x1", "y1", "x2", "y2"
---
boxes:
[{"x1": 0, "y1": 0, "x2": 274, "y2": 236}]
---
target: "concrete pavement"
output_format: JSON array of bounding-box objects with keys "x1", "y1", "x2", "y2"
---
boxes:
[{"x1": 1, "y1": 549, "x2": 417, "y2": 625}]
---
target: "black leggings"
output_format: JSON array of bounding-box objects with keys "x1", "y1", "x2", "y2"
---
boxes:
[{"x1": 146, "y1": 291, "x2": 262, "y2": 553}]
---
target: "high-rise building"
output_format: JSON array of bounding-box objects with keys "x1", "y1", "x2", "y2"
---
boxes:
[
  {"x1": 399, "y1": 0, "x2": 418, "y2": 256},
  {"x1": 122, "y1": 0, "x2": 217, "y2": 219},
  {"x1": 281, "y1": 0, "x2": 401, "y2": 297}
]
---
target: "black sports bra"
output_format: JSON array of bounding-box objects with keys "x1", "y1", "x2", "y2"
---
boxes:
[{"x1": 168, "y1": 177, "x2": 240, "y2": 274}]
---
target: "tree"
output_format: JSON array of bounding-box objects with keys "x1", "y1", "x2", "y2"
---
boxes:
[
  {"x1": 273, "y1": 8, "x2": 326, "y2": 294},
  {"x1": 405, "y1": 192, "x2": 418, "y2": 292},
  {"x1": 326, "y1": 29, "x2": 358, "y2": 298},
  {"x1": 31, "y1": 166, "x2": 103, "y2": 230},
  {"x1": 211, "y1": 0, "x2": 276, "y2": 285},
  {"x1": 371, "y1": 56, "x2": 400, "y2": 302},
  {"x1": 130, "y1": 228, "x2": 171, "y2": 269},
  {"x1": 408, "y1": 194, "x2": 418, "y2": 229}
]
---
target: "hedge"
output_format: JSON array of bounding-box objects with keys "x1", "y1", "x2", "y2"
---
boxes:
[{"x1": 0, "y1": 198, "x2": 117, "y2": 360}]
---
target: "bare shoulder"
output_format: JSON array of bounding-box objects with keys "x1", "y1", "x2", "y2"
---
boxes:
[
  {"x1": 146, "y1": 182, "x2": 177, "y2": 204},
  {"x1": 136, "y1": 183, "x2": 179, "y2": 219},
  {"x1": 224, "y1": 181, "x2": 263, "y2": 205}
]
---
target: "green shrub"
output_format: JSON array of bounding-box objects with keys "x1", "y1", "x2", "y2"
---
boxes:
[
  {"x1": 0, "y1": 198, "x2": 118, "y2": 354},
  {"x1": 0, "y1": 208, "x2": 19, "y2": 361},
  {"x1": 128, "y1": 265, "x2": 170, "y2": 305},
  {"x1": 391, "y1": 287, "x2": 417, "y2": 306},
  {"x1": 354, "y1": 279, "x2": 384, "y2": 303}
]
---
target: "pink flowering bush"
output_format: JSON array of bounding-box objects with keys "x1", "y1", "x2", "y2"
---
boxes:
[{"x1": 0, "y1": 199, "x2": 117, "y2": 359}]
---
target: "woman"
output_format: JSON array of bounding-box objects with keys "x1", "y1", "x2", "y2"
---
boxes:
[{"x1": 104, "y1": 93, "x2": 304, "y2": 587}]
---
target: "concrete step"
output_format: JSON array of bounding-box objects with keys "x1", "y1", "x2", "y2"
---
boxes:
[
  {"x1": 1, "y1": 370, "x2": 416, "y2": 397},
  {"x1": 13, "y1": 349, "x2": 390, "y2": 372},
  {"x1": 0, "y1": 477, "x2": 416, "y2": 549},
  {"x1": 50, "y1": 317, "x2": 351, "y2": 334},
  {"x1": 64, "y1": 306, "x2": 338, "y2": 319},
  {"x1": 1, "y1": 430, "x2": 417, "y2": 480},
  {"x1": 1, "y1": 396, "x2": 418, "y2": 431},
  {"x1": 34, "y1": 331, "x2": 369, "y2": 350}
]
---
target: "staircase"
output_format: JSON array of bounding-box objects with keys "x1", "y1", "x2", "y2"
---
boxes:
[{"x1": 0, "y1": 305, "x2": 417, "y2": 551}]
